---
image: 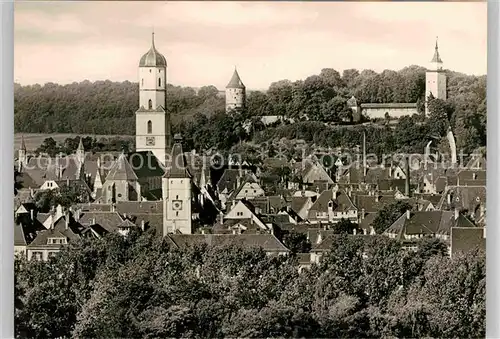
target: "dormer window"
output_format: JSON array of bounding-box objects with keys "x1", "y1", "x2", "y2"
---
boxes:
[{"x1": 47, "y1": 237, "x2": 67, "y2": 245}]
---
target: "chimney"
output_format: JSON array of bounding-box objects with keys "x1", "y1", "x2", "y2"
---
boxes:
[
  {"x1": 111, "y1": 204, "x2": 115, "y2": 212},
  {"x1": 454, "y1": 208, "x2": 459, "y2": 221},
  {"x1": 361, "y1": 208, "x2": 365, "y2": 220},
  {"x1": 201, "y1": 228, "x2": 205, "y2": 235},
  {"x1": 232, "y1": 229, "x2": 237, "y2": 235},
  {"x1": 91, "y1": 218, "x2": 96, "y2": 225},
  {"x1": 124, "y1": 213, "x2": 127, "y2": 219},
  {"x1": 75, "y1": 209, "x2": 81, "y2": 221},
  {"x1": 447, "y1": 193, "x2": 451, "y2": 204},
  {"x1": 220, "y1": 211, "x2": 224, "y2": 225},
  {"x1": 30, "y1": 188, "x2": 34, "y2": 198},
  {"x1": 30, "y1": 209, "x2": 34, "y2": 221},
  {"x1": 406, "y1": 210, "x2": 410, "y2": 220},
  {"x1": 375, "y1": 195, "x2": 379, "y2": 203},
  {"x1": 388, "y1": 164, "x2": 393, "y2": 178},
  {"x1": 65, "y1": 212, "x2": 70, "y2": 230},
  {"x1": 141, "y1": 220, "x2": 145, "y2": 231}
]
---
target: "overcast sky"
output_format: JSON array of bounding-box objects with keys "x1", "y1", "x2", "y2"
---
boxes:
[{"x1": 14, "y1": 1, "x2": 486, "y2": 90}]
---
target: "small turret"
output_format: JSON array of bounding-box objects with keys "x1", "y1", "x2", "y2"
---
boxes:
[{"x1": 225, "y1": 67, "x2": 246, "y2": 113}]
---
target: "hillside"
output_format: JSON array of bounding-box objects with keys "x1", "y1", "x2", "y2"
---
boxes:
[{"x1": 14, "y1": 66, "x2": 486, "y2": 154}]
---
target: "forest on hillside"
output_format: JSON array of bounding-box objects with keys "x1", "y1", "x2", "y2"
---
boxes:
[
  {"x1": 15, "y1": 229, "x2": 485, "y2": 339},
  {"x1": 14, "y1": 66, "x2": 486, "y2": 155}
]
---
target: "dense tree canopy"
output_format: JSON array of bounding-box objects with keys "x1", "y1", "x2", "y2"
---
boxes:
[
  {"x1": 15, "y1": 67, "x2": 486, "y2": 155},
  {"x1": 15, "y1": 229, "x2": 485, "y2": 338}
]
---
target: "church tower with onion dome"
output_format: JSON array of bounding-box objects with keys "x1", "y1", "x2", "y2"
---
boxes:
[
  {"x1": 425, "y1": 38, "x2": 447, "y2": 116},
  {"x1": 225, "y1": 67, "x2": 246, "y2": 113},
  {"x1": 135, "y1": 32, "x2": 172, "y2": 165}
]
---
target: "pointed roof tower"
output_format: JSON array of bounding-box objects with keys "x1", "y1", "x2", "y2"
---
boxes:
[
  {"x1": 77, "y1": 138, "x2": 84, "y2": 151},
  {"x1": 139, "y1": 32, "x2": 167, "y2": 67},
  {"x1": 431, "y1": 37, "x2": 443, "y2": 64},
  {"x1": 226, "y1": 67, "x2": 245, "y2": 89},
  {"x1": 164, "y1": 134, "x2": 191, "y2": 178},
  {"x1": 105, "y1": 152, "x2": 138, "y2": 181}
]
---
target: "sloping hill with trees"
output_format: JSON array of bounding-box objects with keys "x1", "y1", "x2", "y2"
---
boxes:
[{"x1": 14, "y1": 66, "x2": 486, "y2": 154}]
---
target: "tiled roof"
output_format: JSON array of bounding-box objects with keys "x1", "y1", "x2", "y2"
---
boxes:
[
  {"x1": 115, "y1": 201, "x2": 162, "y2": 215},
  {"x1": 384, "y1": 211, "x2": 477, "y2": 239},
  {"x1": 22, "y1": 155, "x2": 83, "y2": 187},
  {"x1": 226, "y1": 68, "x2": 245, "y2": 89},
  {"x1": 352, "y1": 194, "x2": 396, "y2": 213},
  {"x1": 291, "y1": 196, "x2": 309, "y2": 214},
  {"x1": 164, "y1": 141, "x2": 191, "y2": 179},
  {"x1": 168, "y1": 234, "x2": 289, "y2": 252},
  {"x1": 450, "y1": 227, "x2": 485, "y2": 256},
  {"x1": 126, "y1": 151, "x2": 165, "y2": 179},
  {"x1": 360, "y1": 103, "x2": 417, "y2": 109},
  {"x1": 105, "y1": 152, "x2": 138, "y2": 181},
  {"x1": 78, "y1": 211, "x2": 124, "y2": 233},
  {"x1": 437, "y1": 186, "x2": 486, "y2": 212}
]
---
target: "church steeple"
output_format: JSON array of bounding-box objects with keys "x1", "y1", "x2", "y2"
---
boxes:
[
  {"x1": 76, "y1": 138, "x2": 85, "y2": 164},
  {"x1": 430, "y1": 37, "x2": 443, "y2": 70}
]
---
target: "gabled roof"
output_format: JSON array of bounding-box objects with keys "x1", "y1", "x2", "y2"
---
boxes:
[
  {"x1": 168, "y1": 234, "x2": 290, "y2": 253},
  {"x1": 78, "y1": 211, "x2": 124, "y2": 233},
  {"x1": 126, "y1": 151, "x2": 165, "y2": 178},
  {"x1": 226, "y1": 68, "x2": 245, "y2": 89},
  {"x1": 384, "y1": 210, "x2": 477, "y2": 238},
  {"x1": 105, "y1": 152, "x2": 138, "y2": 181}
]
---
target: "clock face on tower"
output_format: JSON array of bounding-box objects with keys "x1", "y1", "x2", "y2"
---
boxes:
[
  {"x1": 146, "y1": 137, "x2": 155, "y2": 146},
  {"x1": 172, "y1": 200, "x2": 183, "y2": 211}
]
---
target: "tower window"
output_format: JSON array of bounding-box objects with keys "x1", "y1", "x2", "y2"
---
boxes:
[
  {"x1": 147, "y1": 120, "x2": 152, "y2": 134},
  {"x1": 149, "y1": 69, "x2": 152, "y2": 73},
  {"x1": 158, "y1": 78, "x2": 161, "y2": 87},
  {"x1": 148, "y1": 99, "x2": 153, "y2": 110},
  {"x1": 141, "y1": 79, "x2": 144, "y2": 86}
]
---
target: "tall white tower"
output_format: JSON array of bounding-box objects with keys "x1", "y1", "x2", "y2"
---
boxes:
[
  {"x1": 425, "y1": 38, "x2": 447, "y2": 116},
  {"x1": 136, "y1": 32, "x2": 172, "y2": 165},
  {"x1": 162, "y1": 134, "x2": 192, "y2": 235},
  {"x1": 225, "y1": 67, "x2": 246, "y2": 113}
]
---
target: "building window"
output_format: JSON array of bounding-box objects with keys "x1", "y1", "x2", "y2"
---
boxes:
[
  {"x1": 158, "y1": 78, "x2": 161, "y2": 87},
  {"x1": 176, "y1": 211, "x2": 179, "y2": 216},
  {"x1": 48, "y1": 252, "x2": 57, "y2": 259},
  {"x1": 148, "y1": 99, "x2": 153, "y2": 110},
  {"x1": 141, "y1": 79, "x2": 144, "y2": 86},
  {"x1": 149, "y1": 69, "x2": 152, "y2": 73},
  {"x1": 32, "y1": 252, "x2": 43, "y2": 261},
  {"x1": 147, "y1": 120, "x2": 152, "y2": 134}
]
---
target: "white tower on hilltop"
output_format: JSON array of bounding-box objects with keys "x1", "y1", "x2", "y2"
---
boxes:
[
  {"x1": 135, "y1": 32, "x2": 172, "y2": 165},
  {"x1": 425, "y1": 37, "x2": 447, "y2": 116},
  {"x1": 225, "y1": 67, "x2": 246, "y2": 113},
  {"x1": 162, "y1": 134, "x2": 192, "y2": 235}
]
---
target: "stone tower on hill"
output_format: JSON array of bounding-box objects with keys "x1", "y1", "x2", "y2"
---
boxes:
[
  {"x1": 225, "y1": 67, "x2": 246, "y2": 113},
  {"x1": 135, "y1": 32, "x2": 172, "y2": 166},
  {"x1": 425, "y1": 38, "x2": 447, "y2": 116}
]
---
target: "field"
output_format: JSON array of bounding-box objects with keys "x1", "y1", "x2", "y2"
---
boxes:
[{"x1": 14, "y1": 133, "x2": 133, "y2": 151}]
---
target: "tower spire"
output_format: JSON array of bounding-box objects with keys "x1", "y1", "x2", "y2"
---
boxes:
[
  {"x1": 431, "y1": 36, "x2": 443, "y2": 64},
  {"x1": 152, "y1": 28, "x2": 155, "y2": 48}
]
